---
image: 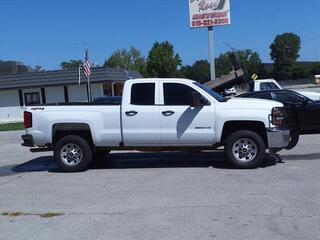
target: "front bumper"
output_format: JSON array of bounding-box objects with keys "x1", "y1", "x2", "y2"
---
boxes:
[
  {"x1": 21, "y1": 134, "x2": 34, "y2": 147},
  {"x1": 267, "y1": 128, "x2": 291, "y2": 149}
]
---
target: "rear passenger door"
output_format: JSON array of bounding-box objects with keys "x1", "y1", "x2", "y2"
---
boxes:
[{"x1": 122, "y1": 82, "x2": 160, "y2": 146}]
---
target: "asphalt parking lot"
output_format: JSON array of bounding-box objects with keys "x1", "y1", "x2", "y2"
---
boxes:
[{"x1": 0, "y1": 130, "x2": 320, "y2": 240}]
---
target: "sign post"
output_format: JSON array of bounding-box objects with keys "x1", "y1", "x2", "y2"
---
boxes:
[
  {"x1": 208, "y1": 26, "x2": 215, "y2": 80},
  {"x1": 189, "y1": 0, "x2": 231, "y2": 81}
]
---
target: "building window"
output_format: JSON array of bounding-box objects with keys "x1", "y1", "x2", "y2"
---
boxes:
[
  {"x1": 24, "y1": 92, "x2": 40, "y2": 105},
  {"x1": 103, "y1": 83, "x2": 113, "y2": 96},
  {"x1": 114, "y1": 83, "x2": 124, "y2": 96}
]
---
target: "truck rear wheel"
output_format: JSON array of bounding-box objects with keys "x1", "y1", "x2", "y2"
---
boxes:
[
  {"x1": 54, "y1": 135, "x2": 92, "y2": 172},
  {"x1": 225, "y1": 130, "x2": 265, "y2": 168}
]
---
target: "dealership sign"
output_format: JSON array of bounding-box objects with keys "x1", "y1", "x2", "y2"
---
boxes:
[{"x1": 189, "y1": 0, "x2": 231, "y2": 28}]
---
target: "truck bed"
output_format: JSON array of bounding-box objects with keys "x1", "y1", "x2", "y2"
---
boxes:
[{"x1": 25, "y1": 104, "x2": 122, "y2": 147}]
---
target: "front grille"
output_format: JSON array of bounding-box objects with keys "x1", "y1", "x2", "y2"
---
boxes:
[{"x1": 283, "y1": 106, "x2": 298, "y2": 129}]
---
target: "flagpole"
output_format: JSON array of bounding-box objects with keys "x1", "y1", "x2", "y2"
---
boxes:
[
  {"x1": 83, "y1": 47, "x2": 91, "y2": 102},
  {"x1": 87, "y1": 75, "x2": 91, "y2": 102},
  {"x1": 78, "y1": 66, "x2": 81, "y2": 86}
]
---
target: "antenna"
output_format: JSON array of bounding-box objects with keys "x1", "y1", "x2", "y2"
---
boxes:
[{"x1": 219, "y1": 41, "x2": 238, "y2": 52}]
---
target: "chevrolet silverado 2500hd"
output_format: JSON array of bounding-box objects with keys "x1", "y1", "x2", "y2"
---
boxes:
[{"x1": 22, "y1": 78, "x2": 290, "y2": 171}]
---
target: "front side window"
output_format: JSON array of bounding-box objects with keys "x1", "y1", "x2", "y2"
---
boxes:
[
  {"x1": 268, "y1": 83, "x2": 280, "y2": 89},
  {"x1": 260, "y1": 82, "x2": 280, "y2": 90},
  {"x1": 24, "y1": 92, "x2": 40, "y2": 105},
  {"x1": 131, "y1": 83, "x2": 155, "y2": 105},
  {"x1": 164, "y1": 83, "x2": 197, "y2": 106}
]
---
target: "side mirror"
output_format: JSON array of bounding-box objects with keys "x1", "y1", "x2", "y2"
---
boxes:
[
  {"x1": 302, "y1": 99, "x2": 309, "y2": 105},
  {"x1": 191, "y1": 92, "x2": 208, "y2": 107}
]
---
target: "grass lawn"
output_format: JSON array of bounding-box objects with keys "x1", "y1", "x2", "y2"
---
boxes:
[{"x1": 0, "y1": 122, "x2": 25, "y2": 131}]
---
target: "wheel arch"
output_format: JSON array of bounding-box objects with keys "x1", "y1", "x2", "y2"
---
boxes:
[
  {"x1": 221, "y1": 121, "x2": 268, "y2": 148},
  {"x1": 52, "y1": 123, "x2": 94, "y2": 148}
]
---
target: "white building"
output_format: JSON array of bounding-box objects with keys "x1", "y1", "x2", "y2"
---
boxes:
[{"x1": 0, "y1": 67, "x2": 141, "y2": 123}]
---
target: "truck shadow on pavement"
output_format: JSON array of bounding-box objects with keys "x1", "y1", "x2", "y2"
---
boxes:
[
  {"x1": 4, "y1": 151, "x2": 282, "y2": 175},
  {"x1": 281, "y1": 153, "x2": 320, "y2": 160}
]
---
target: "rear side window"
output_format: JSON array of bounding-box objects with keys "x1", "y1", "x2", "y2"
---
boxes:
[
  {"x1": 131, "y1": 83, "x2": 155, "y2": 105},
  {"x1": 164, "y1": 83, "x2": 196, "y2": 106},
  {"x1": 275, "y1": 92, "x2": 305, "y2": 104}
]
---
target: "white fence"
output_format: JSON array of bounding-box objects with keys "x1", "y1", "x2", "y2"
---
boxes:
[{"x1": 0, "y1": 106, "x2": 24, "y2": 123}]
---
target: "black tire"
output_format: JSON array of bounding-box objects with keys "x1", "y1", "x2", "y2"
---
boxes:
[
  {"x1": 54, "y1": 135, "x2": 93, "y2": 172},
  {"x1": 285, "y1": 129, "x2": 299, "y2": 150},
  {"x1": 225, "y1": 130, "x2": 266, "y2": 169}
]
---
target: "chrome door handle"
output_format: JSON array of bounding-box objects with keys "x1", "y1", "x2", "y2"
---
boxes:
[
  {"x1": 125, "y1": 111, "x2": 138, "y2": 116},
  {"x1": 162, "y1": 110, "x2": 175, "y2": 116}
]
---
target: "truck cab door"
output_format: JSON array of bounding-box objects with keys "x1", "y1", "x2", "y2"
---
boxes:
[
  {"x1": 159, "y1": 82, "x2": 215, "y2": 146},
  {"x1": 121, "y1": 81, "x2": 160, "y2": 146},
  {"x1": 298, "y1": 102, "x2": 320, "y2": 133}
]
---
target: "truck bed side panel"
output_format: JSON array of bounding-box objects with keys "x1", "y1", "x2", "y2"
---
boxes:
[{"x1": 26, "y1": 105, "x2": 122, "y2": 147}]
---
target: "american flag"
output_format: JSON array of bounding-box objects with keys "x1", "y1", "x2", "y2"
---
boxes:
[{"x1": 83, "y1": 48, "x2": 91, "y2": 77}]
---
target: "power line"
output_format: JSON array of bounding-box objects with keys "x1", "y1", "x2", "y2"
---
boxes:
[{"x1": 302, "y1": 37, "x2": 320, "y2": 42}]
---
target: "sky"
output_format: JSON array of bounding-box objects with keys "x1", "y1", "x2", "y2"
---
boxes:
[{"x1": 0, "y1": 0, "x2": 319, "y2": 70}]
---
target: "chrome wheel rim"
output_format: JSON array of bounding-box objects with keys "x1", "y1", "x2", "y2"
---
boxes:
[
  {"x1": 60, "y1": 143, "x2": 83, "y2": 166},
  {"x1": 232, "y1": 138, "x2": 258, "y2": 163}
]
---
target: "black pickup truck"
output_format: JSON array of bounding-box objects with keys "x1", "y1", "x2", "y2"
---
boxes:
[{"x1": 238, "y1": 89, "x2": 320, "y2": 148}]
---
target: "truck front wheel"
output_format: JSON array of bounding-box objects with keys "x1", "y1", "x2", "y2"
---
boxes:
[
  {"x1": 54, "y1": 135, "x2": 93, "y2": 172},
  {"x1": 225, "y1": 130, "x2": 265, "y2": 168},
  {"x1": 286, "y1": 129, "x2": 299, "y2": 150}
]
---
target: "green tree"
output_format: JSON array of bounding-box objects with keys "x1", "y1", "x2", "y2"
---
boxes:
[
  {"x1": 246, "y1": 52, "x2": 266, "y2": 77},
  {"x1": 261, "y1": 63, "x2": 274, "y2": 79},
  {"x1": 215, "y1": 49, "x2": 265, "y2": 79},
  {"x1": 270, "y1": 32, "x2": 301, "y2": 80},
  {"x1": 215, "y1": 53, "x2": 233, "y2": 77},
  {"x1": 178, "y1": 65, "x2": 192, "y2": 78},
  {"x1": 60, "y1": 60, "x2": 83, "y2": 70},
  {"x1": 309, "y1": 63, "x2": 320, "y2": 75},
  {"x1": 104, "y1": 46, "x2": 147, "y2": 76},
  {"x1": 146, "y1": 41, "x2": 182, "y2": 78},
  {"x1": 180, "y1": 60, "x2": 210, "y2": 83},
  {"x1": 291, "y1": 65, "x2": 308, "y2": 79}
]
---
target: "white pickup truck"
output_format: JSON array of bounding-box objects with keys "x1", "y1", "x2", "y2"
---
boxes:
[
  {"x1": 250, "y1": 79, "x2": 320, "y2": 101},
  {"x1": 22, "y1": 78, "x2": 291, "y2": 171}
]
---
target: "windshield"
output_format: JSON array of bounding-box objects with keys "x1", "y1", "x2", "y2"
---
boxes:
[{"x1": 193, "y1": 82, "x2": 227, "y2": 102}]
